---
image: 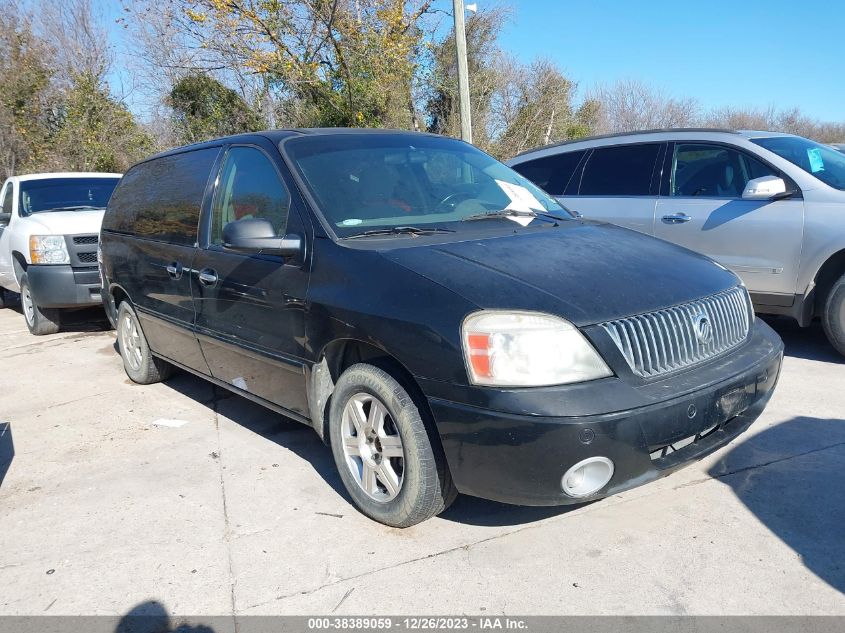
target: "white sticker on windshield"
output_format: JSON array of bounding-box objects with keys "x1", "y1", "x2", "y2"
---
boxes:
[
  {"x1": 807, "y1": 148, "x2": 825, "y2": 173},
  {"x1": 340, "y1": 218, "x2": 363, "y2": 226},
  {"x1": 495, "y1": 180, "x2": 545, "y2": 226}
]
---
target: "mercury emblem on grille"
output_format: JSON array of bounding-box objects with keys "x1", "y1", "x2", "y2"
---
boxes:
[{"x1": 693, "y1": 312, "x2": 713, "y2": 345}]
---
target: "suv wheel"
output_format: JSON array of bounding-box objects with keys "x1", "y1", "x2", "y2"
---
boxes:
[
  {"x1": 328, "y1": 363, "x2": 456, "y2": 527},
  {"x1": 117, "y1": 301, "x2": 174, "y2": 384},
  {"x1": 20, "y1": 276, "x2": 60, "y2": 335},
  {"x1": 822, "y1": 272, "x2": 845, "y2": 357}
]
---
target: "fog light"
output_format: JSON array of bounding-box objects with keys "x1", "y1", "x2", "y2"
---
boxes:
[{"x1": 561, "y1": 457, "x2": 614, "y2": 498}]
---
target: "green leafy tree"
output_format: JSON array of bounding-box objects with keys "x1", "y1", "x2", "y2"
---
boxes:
[{"x1": 168, "y1": 72, "x2": 265, "y2": 144}]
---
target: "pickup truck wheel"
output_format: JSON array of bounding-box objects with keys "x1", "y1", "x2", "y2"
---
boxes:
[
  {"x1": 20, "y1": 276, "x2": 60, "y2": 335},
  {"x1": 822, "y1": 273, "x2": 845, "y2": 357},
  {"x1": 117, "y1": 301, "x2": 174, "y2": 384},
  {"x1": 329, "y1": 363, "x2": 456, "y2": 527}
]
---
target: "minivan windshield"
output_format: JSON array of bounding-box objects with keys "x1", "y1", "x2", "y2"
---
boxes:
[
  {"x1": 283, "y1": 134, "x2": 568, "y2": 237},
  {"x1": 750, "y1": 136, "x2": 845, "y2": 191},
  {"x1": 19, "y1": 177, "x2": 120, "y2": 216}
]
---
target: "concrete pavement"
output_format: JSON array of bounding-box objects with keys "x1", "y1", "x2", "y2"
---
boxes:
[{"x1": 0, "y1": 303, "x2": 842, "y2": 618}]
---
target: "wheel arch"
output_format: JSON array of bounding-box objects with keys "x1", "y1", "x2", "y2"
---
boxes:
[
  {"x1": 11, "y1": 251, "x2": 27, "y2": 282},
  {"x1": 812, "y1": 247, "x2": 845, "y2": 317},
  {"x1": 307, "y1": 338, "x2": 432, "y2": 445}
]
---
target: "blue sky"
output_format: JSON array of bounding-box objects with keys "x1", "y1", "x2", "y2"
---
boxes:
[
  {"x1": 498, "y1": 0, "x2": 844, "y2": 120},
  {"x1": 98, "y1": 0, "x2": 844, "y2": 122}
]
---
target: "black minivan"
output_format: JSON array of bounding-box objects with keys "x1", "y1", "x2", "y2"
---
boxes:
[{"x1": 100, "y1": 129, "x2": 784, "y2": 526}]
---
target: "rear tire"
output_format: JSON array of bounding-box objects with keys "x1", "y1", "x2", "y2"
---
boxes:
[
  {"x1": 20, "y1": 276, "x2": 60, "y2": 335},
  {"x1": 116, "y1": 301, "x2": 174, "y2": 384},
  {"x1": 822, "y1": 272, "x2": 845, "y2": 357},
  {"x1": 328, "y1": 363, "x2": 456, "y2": 527}
]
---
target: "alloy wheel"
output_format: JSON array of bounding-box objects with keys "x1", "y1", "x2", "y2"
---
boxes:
[
  {"x1": 120, "y1": 313, "x2": 143, "y2": 371},
  {"x1": 340, "y1": 392, "x2": 405, "y2": 502}
]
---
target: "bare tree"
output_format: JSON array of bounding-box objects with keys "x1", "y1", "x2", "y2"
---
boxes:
[
  {"x1": 589, "y1": 79, "x2": 699, "y2": 133},
  {"x1": 37, "y1": 0, "x2": 112, "y2": 86}
]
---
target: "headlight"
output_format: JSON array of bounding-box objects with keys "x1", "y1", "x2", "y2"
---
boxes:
[
  {"x1": 29, "y1": 235, "x2": 70, "y2": 265},
  {"x1": 461, "y1": 311, "x2": 612, "y2": 387}
]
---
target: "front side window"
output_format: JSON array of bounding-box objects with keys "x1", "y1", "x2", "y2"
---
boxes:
[
  {"x1": 751, "y1": 136, "x2": 845, "y2": 191},
  {"x1": 670, "y1": 144, "x2": 776, "y2": 198},
  {"x1": 283, "y1": 134, "x2": 566, "y2": 238},
  {"x1": 579, "y1": 144, "x2": 661, "y2": 196},
  {"x1": 1, "y1": 183, "x2": 12, "y2": 215},
  {"x1": 18, "y1": 177, "x2": 119, "y2": 216},
  {"x1": 210, "y1": 147, "x2": 291, "y2": 246}
]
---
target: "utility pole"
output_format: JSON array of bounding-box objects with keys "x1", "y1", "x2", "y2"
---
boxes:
[{"x1": 453, "y1": 0, "x2": 472, "y2": 144}]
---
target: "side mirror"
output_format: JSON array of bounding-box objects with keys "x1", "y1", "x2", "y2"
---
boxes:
[
  {"x1": 742, "y1": 176, "x2": 788, "y2": 200},
  {"x1": 0, "y1": 212, "x2": 11, "y2": 224},
  {"x1": 222, "y1": 218, "x2": 301, "y2": 257}
]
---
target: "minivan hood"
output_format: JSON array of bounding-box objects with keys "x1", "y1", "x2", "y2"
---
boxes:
[
  {"x1": 381, "y1": 221, "x2": 740, "y2": 327},
  {"x1": 23, "y1": 209, "x2": 105, "y2": 235}
]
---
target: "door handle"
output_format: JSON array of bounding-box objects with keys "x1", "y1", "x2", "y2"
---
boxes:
[
  {"x1": 661, "y1": 213, "x2": 692, "y2": 224},
  {"x1": 165, "y1": 262, "x2": 183, "y2": 279},
  {"x1": 198, "y1": 268, "x2": 218, "y2": 286}
]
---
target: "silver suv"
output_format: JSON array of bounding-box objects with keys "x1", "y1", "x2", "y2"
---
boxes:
[{"x1": 508, "y1": 129, "x2": 845, "y2": 356}]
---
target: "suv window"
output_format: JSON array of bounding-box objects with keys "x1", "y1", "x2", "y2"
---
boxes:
[
  {"x1": 670, "y1": 143, "x2": 776, "y2": 198},
  {"x1": 103, "y1": 147, "x2": 219, "y2": 245},
  {"x1": 511, "y1": 150, "x2": 586, "y2": 196},
  {"x1": 579, "y1": 144, "x2": 661, "y2": 196},
  {"x1": 210, "y1": 147, "x2": 291, "y2": 246},
  {"x1": 1, "y1": 183, "x2": 12, "y2": 215}
]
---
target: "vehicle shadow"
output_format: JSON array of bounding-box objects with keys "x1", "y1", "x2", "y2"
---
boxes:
[
  {"x1": 761, "y1": 315, "x2": 842, "y2": 363},
  {"x1": 115, "y1": 600, "x2": 220, "y2": 633},
  {"x1": 0, "y1": 421, "x2": 13, "y2": 489},
  {"x1": 163, "y1": 371, "x2": 581, "y2": 527},
  {"x1": 708, "y1": 416, "x2": 845, "y2": 594},
  {"x1": 6, "y1": 295, "x2": 111, "y2": 334}
]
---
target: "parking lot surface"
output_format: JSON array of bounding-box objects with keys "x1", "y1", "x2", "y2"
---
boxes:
[{"x1": 0, "y1": 304, "x2": 843, "y2": 618}]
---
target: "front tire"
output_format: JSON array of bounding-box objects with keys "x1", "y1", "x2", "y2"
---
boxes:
[
  {"x1": 117, "y1": 301, "x2": 174, "y2": 384},
  {"x1": 328, "y1": 363, "x2": 456, "y2": 527},
  {"x1": 20, "y1": 276, "x2": 60, "y2": 335},
  {"x1": 822, "y1": 272, "x2": 845, "y2": 357}
]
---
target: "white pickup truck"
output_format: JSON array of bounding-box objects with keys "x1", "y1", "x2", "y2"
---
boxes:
[{"x1": 0, "y1": 172, "x2": 122, "y2": 334}]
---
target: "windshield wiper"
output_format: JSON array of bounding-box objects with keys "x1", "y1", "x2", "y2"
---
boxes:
[
  {"x1": 345, "y1": 226, "x2": 456, "y2": 239},
  {"x1": 48, "y1": 205, "x2": 104, "y2": 211},
  {"x1": 461, "y1": 209, "x2": 568, "y2": 222}
]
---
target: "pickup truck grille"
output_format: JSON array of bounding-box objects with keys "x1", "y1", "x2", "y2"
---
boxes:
[
  {"x1": 600, "y1": 286, "x2": 752, "y2": 379},
  {"x1": 65, "y1": 234, "x2": 99, "y2": 268}
]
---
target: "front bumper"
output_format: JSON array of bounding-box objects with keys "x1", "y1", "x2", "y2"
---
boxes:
[
  {"x1": 26, "y1": 264, "x2": 102, "y2": 309},
  {"x1": 427, "y1": 320, "x2": 784, "y2": 506}
]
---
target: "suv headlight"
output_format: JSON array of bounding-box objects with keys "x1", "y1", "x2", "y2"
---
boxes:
[
  {"x1": 29, "y1": 235, "x2": 70, "y2": 264},
  {"x1": 461, "y1": 311, "x2": 612, "y2": 387}
]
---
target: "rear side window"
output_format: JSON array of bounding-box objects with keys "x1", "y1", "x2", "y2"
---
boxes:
[
  {"x1": 104, "y1": 147, "x2": 220, "y2": 245},
  {"x1": 579, "y1": 144, "x2": 661, "y2": 196},
  {"x1": 511, "y1": 150, "x2": 586, "y2": 196}
]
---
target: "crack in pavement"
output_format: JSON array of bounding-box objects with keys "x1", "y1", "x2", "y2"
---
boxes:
[
  {"x1": 211, "y1": 391, "x2": 239, "y2": 633},
  {"x1": 238, "y1": 437, "x2": 845, "y2": 613}
]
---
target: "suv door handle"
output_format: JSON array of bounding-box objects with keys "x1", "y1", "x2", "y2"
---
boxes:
[
  {"x1": 661, "y1": 213, "x2": 692, "y2": 224},
  {"x1": 165, "y1": 262, "x2": 183, "y2": 279},
  {"x1": 198, "y1": 268, "x2": 218, "y2": 286}
]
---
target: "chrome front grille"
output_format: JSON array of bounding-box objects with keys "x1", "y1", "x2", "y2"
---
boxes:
[{"x1": 600, "y1": 286, "x2": 752, "y2": 378}]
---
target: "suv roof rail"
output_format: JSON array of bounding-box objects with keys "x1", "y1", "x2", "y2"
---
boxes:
[{"x1": 513, "y1": 127, "x2": 740, "y2": 158}]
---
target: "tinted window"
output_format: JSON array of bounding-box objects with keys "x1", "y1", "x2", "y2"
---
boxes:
[
  {"x1": 511, "y1": 150, "x2": 586, "y2": 196},
  {"x1": 210, "y1": 147, "x2": 290, "y2": 245},
  {"x1": 671, "y1": 144, "x2": 775, "y2": 198},
  {"x1": 18, "y1": 177, "x2": 119, "y2": 215},
  {"x1": 104, "y1": 147, "x2": 219, "y2": 245},
  {"x1": 1, "y1": 184, "x2": 12, "y2": 215},
  {"x1": 579, "y1": 144, "x2": 661, "y2": 196}
]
